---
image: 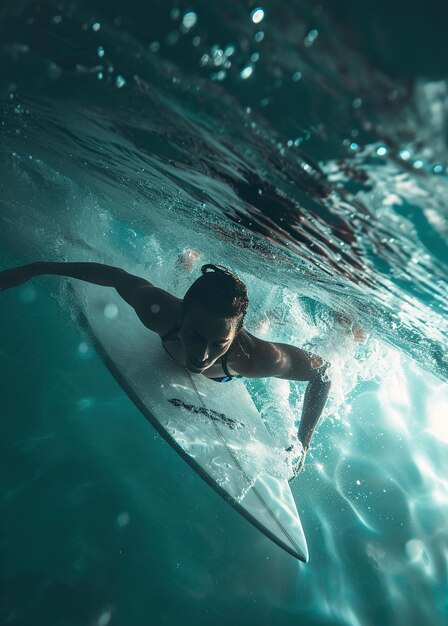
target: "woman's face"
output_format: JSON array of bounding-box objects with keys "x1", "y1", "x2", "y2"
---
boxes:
[{"x1": 179, "y1": 303, "x2": 238, "y2": 373}]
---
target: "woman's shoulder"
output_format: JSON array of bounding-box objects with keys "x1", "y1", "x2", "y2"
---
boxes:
[
  {"x1": 227, "y1": 329, "x2": 253, "y2": 371},
  {"x1": 132, "y1": 285, "x2": 182, "y2": 336},
  {"x1": 227, "y1": 329, "x2": 282, "y2": 378}
]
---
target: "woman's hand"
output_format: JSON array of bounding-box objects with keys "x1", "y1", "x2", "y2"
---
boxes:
[
  {"x1": 286, "y1": 440, "x2": 309, "y2": 482},
  {"x1": 335, "y1": 313, "x2": 366, "y2": 343},
  {"x1": 0, "y1": 263, "x2": 41, "y2": 292},
  {"x1": 175, "y1": 248, "x2": 200, "y2": 273}
]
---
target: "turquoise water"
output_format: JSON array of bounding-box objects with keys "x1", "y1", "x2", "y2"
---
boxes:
[{"x1": 1, "y1": 1, "x2": 447, "y2": 625}]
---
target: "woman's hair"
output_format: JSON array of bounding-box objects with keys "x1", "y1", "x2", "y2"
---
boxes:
[{"x1": 182, "y1": 264, "x2": 249, "y2": 331}]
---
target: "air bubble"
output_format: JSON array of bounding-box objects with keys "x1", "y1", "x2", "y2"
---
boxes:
[
  {"x1": 116, "y1": 511, "x2": 130, "y2": 527},
  {"x1": 78, "y1": 342, "x2": 91, "y2": 355},
  {"x1": 405, "y1": 538, "x2": 425, "y2": 562},
  {"x1": 182, "y1": 11, "x2": 197, "y2": 29},
  {"x1": 104, "y1": 303, "x2": 119, "y2": 318},
  {"x1": 304, "y1": 29, "x2": 318, "y2": 47},
  {"x1": 212, "y1": 70, "x2": 226, "y2": 81},
  {"x1": 251, "y1": 9, "x2": 265, "y2": 24},
  {"x1": 240, "y1": 66, "x2": 253, "y2": 79},
  {"x1": 399, "y1": 149, "x2": 411, "y2": 160}
]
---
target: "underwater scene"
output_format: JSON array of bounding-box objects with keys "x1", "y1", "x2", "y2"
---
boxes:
[{"x1": 0, "y1": 1, "x2": 447, "y2": 625}]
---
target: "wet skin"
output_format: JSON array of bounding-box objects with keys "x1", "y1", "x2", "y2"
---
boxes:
[
  {"x1": 0, "y1": 263, "x2": 322, "y2": 380},
  {"x1": 0, "y1": 262, "x2": 332, "y2": 467}
]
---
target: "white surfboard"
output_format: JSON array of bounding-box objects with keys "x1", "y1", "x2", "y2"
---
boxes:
[{"x1": 69, "y1": 281, "x2": 308, "y2": 562}]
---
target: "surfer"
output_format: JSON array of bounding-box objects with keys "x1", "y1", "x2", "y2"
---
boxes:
[{"x1": 0, "y1": 260, "x2": 331, "y2": 478}]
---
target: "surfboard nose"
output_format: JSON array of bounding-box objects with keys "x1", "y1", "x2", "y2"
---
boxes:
[{"x1": 241, "y1": 474, "x2": 309, "y2": 563}]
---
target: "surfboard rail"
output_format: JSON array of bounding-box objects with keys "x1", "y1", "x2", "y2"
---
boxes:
[{"x1": 68, "y1": 282, "x2": 309, "y2": 563}]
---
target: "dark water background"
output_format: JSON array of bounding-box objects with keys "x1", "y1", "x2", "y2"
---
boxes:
[{"x1": 1, "y1": 1, "x2": 447, "y2": 625}]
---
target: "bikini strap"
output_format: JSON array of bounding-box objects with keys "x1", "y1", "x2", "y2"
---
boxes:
[
  {"x1": 161, "y1": 324, "x2": 180, "y2": 342},
  {"x1": 221, "y1": 352, "x2": 232, "y2": 377}
]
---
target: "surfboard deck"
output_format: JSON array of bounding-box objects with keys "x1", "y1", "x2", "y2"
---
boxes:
[{"x1": 69, "y1": 281, "x2": 308, "y2": 562}]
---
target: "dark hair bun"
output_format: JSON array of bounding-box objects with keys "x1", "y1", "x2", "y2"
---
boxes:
[{"x1": 183, "y1": 263, "x2": 249, "y2": 331}]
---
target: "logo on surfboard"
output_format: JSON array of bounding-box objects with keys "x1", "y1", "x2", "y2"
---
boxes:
[{"x1": 168, "y1": 398, "x2": 244, "y2": 430}]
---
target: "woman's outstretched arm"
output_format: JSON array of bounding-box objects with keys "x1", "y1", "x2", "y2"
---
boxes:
[
  {"x1": 0, "y1": 262, "x2": 153, "y2": 306},
  {"x1": 0, "y1": 261, "x2": 179, "y2": 335}
]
